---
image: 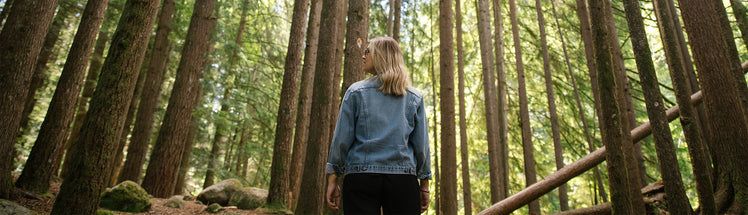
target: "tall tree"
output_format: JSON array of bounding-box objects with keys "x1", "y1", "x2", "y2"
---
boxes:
[
  {"x1": 678, "y1": 0, "x2": 748, "y2": 212},
  {"x1": 621, "y1": 0, "x2": 692, "y2": 213},
  {"x1": 713, "y1": 0, "x2": 748, "y2": 126},
  {"x1": 552, "y1": 0, "x2": 606, "y2": 206},
  {"x1": 16, "y1": 0, "x2": 109, "y2": 195},
  {"x1": 652, "y1": 0, "x2": 716, "y2": 213},
  {"x1": 533, "y1": 0, "x2": 567, "y2": 211},
  {"x1": 204, "y1": 87, "x2": 233, "y2": 188},
  {"x1": 18, "y1": 0, "x2": 76, "y2": 138},
  {"x1": 439, "y1": 0, "x2": 457, "y2": 213},
  {"x1": 295, "y1": 0, "x2": 343, "y2": 213},
  {"x1": 589, "y1": 0, "x2": 637, "y2": 213},
  {"x1": 141, "y1": 0, "x2": 217, "y2": 198},
  {"x1": 491, "y1": 0, "x2": 509, "y2": 200},
  {"x1": 456, "y1": 0, "x2": 472, "y2": 214},
  {"x1": 393, "y1": 0, "x2": 402, "y2": 41},
  {"x1": 732, "y1": 0, "x2": 748, "y2": 52},
  {"x1": 59, "y1": 6, "x2": 120, "y2": 177},
  {"x1": 118, "y1": 0, "x2": 176, "y2": 183},
  {"x1": 110, "y1": 63, "x2": 148, "y2": 186},
  {"x1": 0, "y1": 0, "x2": 59, "y2": 199},
  {"x1": 340, "y1": 0, "x2": 369, "y2": 96},
  {"x1": 509, "y1": 0, "x2": 539, "y2": 213},
  {"x1": 267, "y1": 0, "x2": 310, "y2": 207},
  {"x1": 573, "y1": 1, "x2": 611, "y2": 203},
  {"x1": 174, "y1": 80, "x2": 203, "y2": 195},
  {"x1": 478, "y1": 0, "x2": 500, "y2": 206},
  {"x1": 387, "y1": 0, "x2": 394, "y2": 36},
  {"x1": 290, "y1": 0, "x2": 322, "y2": 206},
  {"x1": 49, "y1": 0, "x2": 160, "y2": 213}
]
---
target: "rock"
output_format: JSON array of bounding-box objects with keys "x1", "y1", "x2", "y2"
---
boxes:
[
  {"x1": 99, "y1": 180, "x2": 152, "y2": 213},
  {"x1": 96, "y1": 209, "x2": 116, "y2": 215},
  {"x1": 197, "y1": 179, "x2": 243, "y2": 206},
  {"x1": 164, "y1": 196, "x2": 186, "y2": 208},
  {"x1": 183, "y1": 195, "x2": 196, "y2": 201},
  {"x1": 0, "y1": 199, "x2": 33, "y2": 215},
  {"x1": 205, "y1": 203, "x2": 224, "y2": 213},
  {"x1": 228, "y1": 187, "x2": 268, "y2": 210}
]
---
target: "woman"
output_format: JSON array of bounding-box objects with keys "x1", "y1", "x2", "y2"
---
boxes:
[{"x1": 325, "y1": 37, "x2": 431, "y2": 214}]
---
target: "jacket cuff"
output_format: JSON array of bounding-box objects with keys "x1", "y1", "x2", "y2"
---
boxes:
[
  {"x1": 325, "y1": 163, "x2": 344, "y2": 175},
  {"x1": 417, "y1": 171, "x2": 432, "y2": 180}
]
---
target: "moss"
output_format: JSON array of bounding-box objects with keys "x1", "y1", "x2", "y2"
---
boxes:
[
  {"x1": 99, "y1": 181, "x2": 152, "y2": 213},
  {"x1": 96, "y1": 209, "x2": 116, "y2": 215},
  {"x1": 205, "y1": 203, "x2": 223, "y2": 213}
]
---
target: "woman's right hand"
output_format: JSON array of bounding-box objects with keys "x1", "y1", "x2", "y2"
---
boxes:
[{"x1": 326, "y1": 174, "x2": 341, "y2": 210}]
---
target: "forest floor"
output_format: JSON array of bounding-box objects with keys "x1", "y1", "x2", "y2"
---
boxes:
[{"x1": 9, "y1": 178, "x2": 276, "y2": 215}]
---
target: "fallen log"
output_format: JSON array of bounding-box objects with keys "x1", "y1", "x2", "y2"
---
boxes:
[
  {"x1": 552, "y1": 181, "x2": 666, "y2": 215},
  {"x1": 478, "y1": 61, "x2": 748, "y2": 215}
]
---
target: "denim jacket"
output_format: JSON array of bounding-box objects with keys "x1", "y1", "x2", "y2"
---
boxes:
[{"x1": 325, "y1": 77, "x2": 432, "y2": 180}]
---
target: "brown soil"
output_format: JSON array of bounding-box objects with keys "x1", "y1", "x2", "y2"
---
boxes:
[{"x1": 9, "y1": 180, "x2": 278, "y2": 215}]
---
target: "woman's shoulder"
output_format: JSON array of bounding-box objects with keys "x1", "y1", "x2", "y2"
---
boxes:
[
  {"x1": 349, "y1": 77, "x2": 379, "y2": 91},
  {"x1": 405, "y1": 87, "x2": 423, "y2": 99}
]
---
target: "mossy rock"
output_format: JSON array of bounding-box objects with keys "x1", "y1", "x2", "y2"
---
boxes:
[
  {"x1": 197, "y1": 179, "x2": 243, "y2": 206},
  {"x1": 99, "y1": 180, "x2": 152, "y2": 213},
  {"x1": 164, "y1": 196, "x2": 186, "y2": 208},
  {"x1": 205, "y1": 203, "x2": 223, "y2": 213},
  {"x1": 228, "y1": 187, "x2": 268, "y2": 210},
  {"x1": 0, "y1": 199, "x2": 33, "y2": 215}
]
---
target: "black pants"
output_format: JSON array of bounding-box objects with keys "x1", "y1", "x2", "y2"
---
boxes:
[{"x1": 343, "y1": 173, "x2": 421, "y2": 215}]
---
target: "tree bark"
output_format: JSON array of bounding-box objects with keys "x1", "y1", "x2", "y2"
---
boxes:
[
  {"x1": 174, "y1": 82, "x2": 203, "y2": 196},
  {"x1": 141, "y1": 0, "x2": 217, "y2": 198},
  {"x1": 340, "y1": 0, "x2": 369, "y2": 97},
  {"x1": 267, "y1": 0, "x2": 309, "y2": 207},
  {"x1": 456, "y1": 0, "x2": 472, "y2": 214},
  {"x1": 479, "y1": 0, "x2": 500, "y2": 206},
  {"x1": 678, "y1": 0, "x2": 748, "y2": 212},
  {"x1": 204, "y1": 88, "x2": 231, "y2": 188},
  {"x1": 0, "y1": 0, "x2": 59, "y2": 199},
  {"x1": 290, "y1": 0, "x2": 321, "y2": 206},
  {"x1": 573, "y1": 0, "x2": 608, "y2": 202},
  {"x1": 621, "y1": 0, "x2": 692, "y2": 213},
  {"x1": 491, "y1": 0, "x2": 509, "y2": 200},
  {"x1": 439, "y1": 0, "x2": 456, "y2": 213},
  {"x1": 589, "y1": 0, "x2": 634, "y2": 213},
  {"x1": 652, "y1": 0, "x2": 716, "y2": 213},
  {"x1": 49, "y1": 0, "x2": 160, "y2": 213},
  {"x1": 110, "y1": 64, "x2": 148, "y2": 187},
  {"x1": 393, "y1": 0, "x2": 401, "y2": 41},
  {"x1": 509, "y1": 0, "x2": 539, "y2": 213},
  {"x1": 534, "y1": 0, "x2": 567, "y2": 211},
  {"x1": 295, "y1": 0, "x2": 342, "y2": 212},
  {"x1": 713, "y1": 0, "x2": 748, "y2": 129},
  {"x1": 119, "y1": 0, "x2": 176, "y2": 183}
]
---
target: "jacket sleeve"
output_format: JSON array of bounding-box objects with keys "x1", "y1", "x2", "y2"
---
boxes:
[
  {"x1": 411, "y1": 97, "x2": 431, "y2": 180},
  {"x1": 325, "y1": 89, "x2": 358, "y2": 176}
]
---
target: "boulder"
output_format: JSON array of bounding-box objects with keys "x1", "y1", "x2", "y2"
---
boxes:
[
  {"x1": 99, "y1": 181, "x2": 152, "y2": 213},
  {"x1": 164, "y1": 196, "x2": 186, "y2": 208},
  {"x1": 205, "y1": 203, "x2": 224, "y2": 213},
  {"x1": 197, "y1": 179, "x2": 243, "y2": 206},
  {"x1": 228, "y1": 187, "x2": 268, "y2": 210},
  {"x1": 0, "y1": 199, "x2": 33, "y2": 215}
]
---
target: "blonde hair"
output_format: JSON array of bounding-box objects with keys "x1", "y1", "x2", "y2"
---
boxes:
[{"x1": 368, "y1": 37, "x2": 410, "y2": 96}]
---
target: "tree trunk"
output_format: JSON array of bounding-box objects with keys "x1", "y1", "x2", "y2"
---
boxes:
[
  {"x1": 652, "y1": 0, "x2": 716, "y2": 213},
  {"x1": 491, "y1": 0, "x2": 509, "y2": 200},
  {"x1": 60, "y1": 6, "x2": 119, "y2": 178},
  {"x1": 295, "y1": 0, "x2": 342, "y2": 212},
  {"x1": 456, "y1": 0, "x2": 472, "y2": 214},
  {"x1": 387, "y1": 0, "x2": 394, "y2": 36},
  {"x1": 18, "y1": 0, "x2": 76, "y2": 141},
  {"x1": 174, "y1": 82, "x2": 203, "y2": 196},
  {"x1": 393, "y1": 0, "x2": 401, "y2": 41},
  {"x1": 49, "y1": 0, "x2": 160, "y2": 213},
  {"x1": 622, "y1": 0, "x2": 692, "y2": 213},
  {"x1": 290, "y1": 0, "x2": 321, "y2": 207},
  {"x1": 118, "y1": 0, "x2": 176, "y2": 183},
  {"x1": 267, "y1": 0, "x2": 309, "y2": 207},
  {"x1": 534, "y1": 0, "x2": 567, "y2": 211},
  {"x1": 478, "y1": 0, "x2": 500, "y2": 207},
  {"x1": 340, "y1": 0, "x2": 369, "y2": 97},
  {"x1": 509, "y1": 0, "x2": 540, "y2": 213},
  {"x1": 588, "y1": 0, "x2": 634, "y2": 213},
  {"x1": 20, "y1": 0, "x2": 104, "y2": 195},
  {"x1": 439, "y1": 0, "x2": 456, "y2": 213},
  {"x1": 110, "y1": 65, "x2": 148, "y2": 187},
  {"x1": 678, "y1": 0, "x2": 748, "y2": 212},
  {"x1": 732, "y1": 0, "x2": 748, "y2": 53},
  {"x1": 0, "y1": 0, "x2": 59, "y2": 199},
  {"x1": 204, "y1": 88, "x2": 231, "y2": 188},
  {"x1": 429, "y1": 23, "x2": 441, "y2": 214},
  {"x1": 141, "y1": 0, "x2": 216, "y2": 198},
  {"x1": 573, "y1": 0, "x2": 608, "y2": 202},
  {"x1": 713, "y1": 0, "x2": 748, "y2": 129}
]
